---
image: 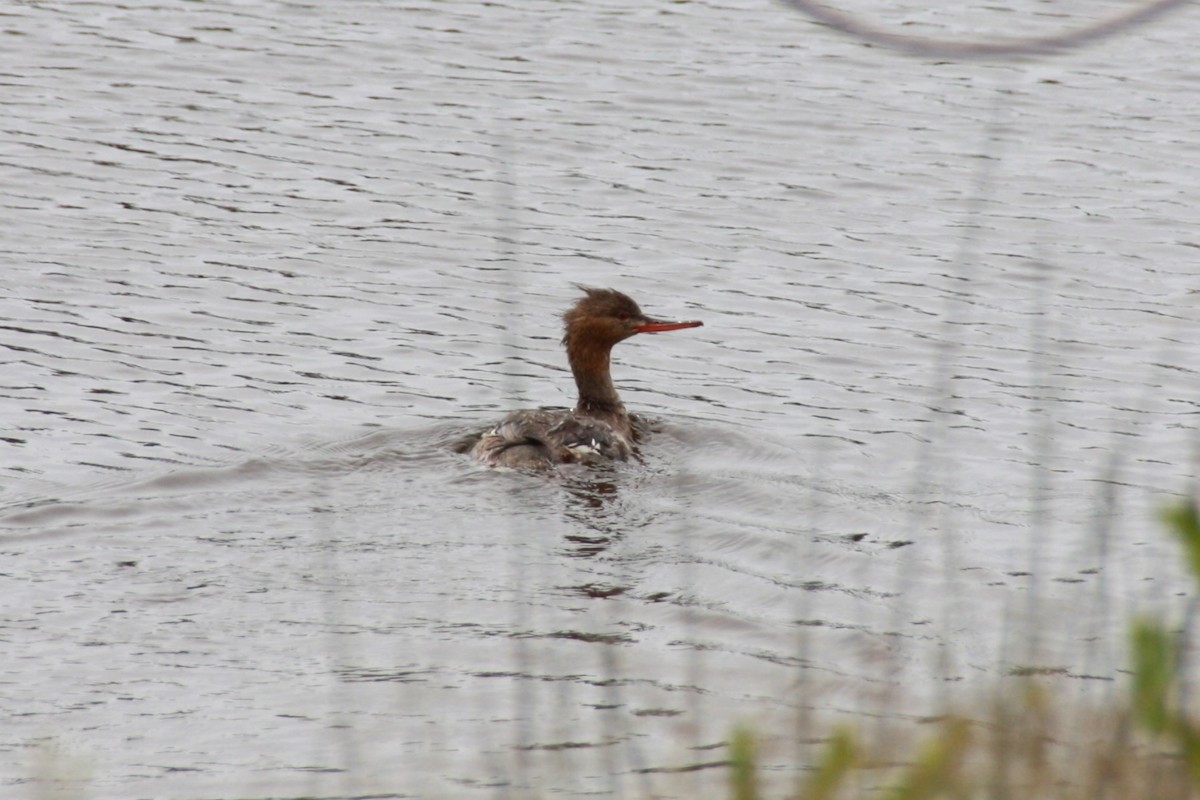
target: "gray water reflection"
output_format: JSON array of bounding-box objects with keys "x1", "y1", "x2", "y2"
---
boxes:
[{"x1": 2, "y1": 0, "x2": 1199, "y2": 797}]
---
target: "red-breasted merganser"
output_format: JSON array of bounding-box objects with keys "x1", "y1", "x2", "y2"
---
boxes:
[{"x1": 471, "y1": 287, "x2": 703, "y2": 469}]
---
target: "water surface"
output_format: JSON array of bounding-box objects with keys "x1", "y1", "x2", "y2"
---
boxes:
[{"x1": 2, "y1": 0, "x2": 1198, "y2": 796}]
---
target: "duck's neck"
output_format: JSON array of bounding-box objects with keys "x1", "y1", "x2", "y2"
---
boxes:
[{"x1": 567, "y1": 338, "x2": 628, "y2": 425}]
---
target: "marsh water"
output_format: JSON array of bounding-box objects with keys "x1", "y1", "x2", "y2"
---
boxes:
[{"x1": 2, "y1": 0, "x2": 1198, "y2": 797}]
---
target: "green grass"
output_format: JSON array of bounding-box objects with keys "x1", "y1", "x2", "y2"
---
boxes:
[{"x1": 727, "y1": 499, "x2": 1200, "y2": 800}]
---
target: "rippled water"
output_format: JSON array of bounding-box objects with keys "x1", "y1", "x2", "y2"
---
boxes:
[{"x1": 2, "y1": 0, "x2": 1198, "y2": 797}]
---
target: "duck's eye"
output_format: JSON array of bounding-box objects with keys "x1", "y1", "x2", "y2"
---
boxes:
[{"x1": 616, "y1": 312, "x2": 630, "y2": 321}]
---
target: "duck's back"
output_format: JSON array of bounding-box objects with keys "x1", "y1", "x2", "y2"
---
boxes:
[{"x1": 470, "y1": 408, "x2": 633, "y2": 468}]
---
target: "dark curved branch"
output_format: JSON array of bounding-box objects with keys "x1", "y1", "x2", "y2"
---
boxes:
[{"x1": 777, "y1": 0, "x2": 1193, "y2": 59}]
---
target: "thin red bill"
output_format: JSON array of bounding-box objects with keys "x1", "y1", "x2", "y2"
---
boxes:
[{"x1": 633, "y1": 319, "x2": 704, "y2": 334}]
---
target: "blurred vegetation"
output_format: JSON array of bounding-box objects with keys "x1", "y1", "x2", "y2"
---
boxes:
[{"x1": 727, "y1": 498, "x2": 1200, "y2": 800}]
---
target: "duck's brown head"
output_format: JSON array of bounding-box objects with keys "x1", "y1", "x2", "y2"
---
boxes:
[{"x1": 562, "y1": 287, "x2": 702, "y2": 351}]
